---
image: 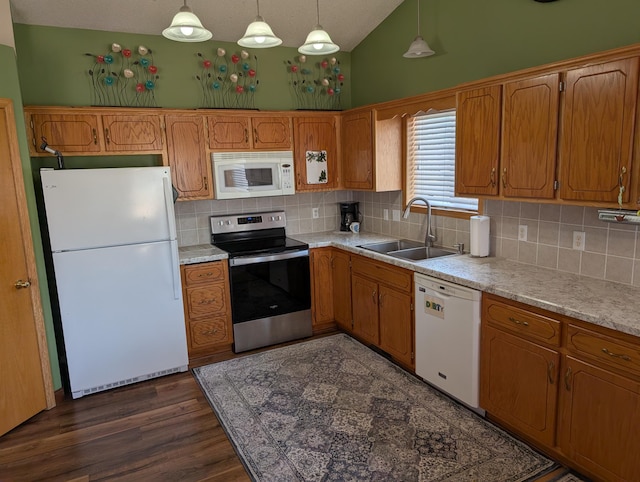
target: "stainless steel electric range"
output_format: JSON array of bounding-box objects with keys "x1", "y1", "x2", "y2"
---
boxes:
[{"x1": 210, "y1": 211, "x2": 312, "y2": 353}]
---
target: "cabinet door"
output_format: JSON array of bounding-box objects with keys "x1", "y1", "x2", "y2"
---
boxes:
[
  {"x1": 559, "y1": 58, "x2": 639, "y2": 202},
  {"x1": 207, "y1": 116, "x2": 251, "y2": 150},
  {"x1": 501, "y1": 74, "x2": 559, "y2": 199},
  {"x1": 341, "y1": 111, "x2": 373, "y2": 189},
  {"x1": 30, "y1": 113, "x2": 101, "y2": 153},
  {"x1": 480, "y1": 325, "x2": 559, "y2": 447},
  {"x1": 332, "y1": 249, "x2": 352, "y2": 332},
  {"x1": 293, "y1": 116, "x2": 338, "y2": 191},
  {"x1": 351, "y1": 274, "x2": 379, "y2": 345},
  {"x1": 165, "y1": 115, "x2": 212, "y2": 200},
  {"x1": 310, "y1": 248, "x2": 334, "y2": 328},
  {"x1": 559, "y1": 356, "x2": 640, "y2": 482},
  {"x1": 251, "y1": 116, "x2": 292, "y2": 150},
  {"x1": 102, "y1": 115, "x2": 163, "y2": 152},
  {"x1": 455, "y1": 86, "x2": 501, "y2": 196},
  {"x1": 378, "y1": 285, "x2": 413, "y2": 369}
]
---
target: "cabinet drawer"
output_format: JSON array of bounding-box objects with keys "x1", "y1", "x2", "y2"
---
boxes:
[
  {"x1": 484, "y1": 296, "x2": 560, "y2": 346},
  {"x1": 566, "y1": 324, "x2": 640, "y2": 377},
  {"x1": 183, "y1": 262, "x2": 226, "y2": 287},
  {"x1": 351, "y1": 257, "x2": 412, "y2": 292},
  {"x1": 189, "y1": 317, "x2": 230, "y2": 348},
  {"x1": 185, "y1": 283, "x2": 229, "y2": 319}
]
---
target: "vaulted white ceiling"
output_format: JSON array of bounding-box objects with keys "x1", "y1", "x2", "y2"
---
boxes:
[{"x1": 9, "y1": 0, "x2": 406, "y2": 52}]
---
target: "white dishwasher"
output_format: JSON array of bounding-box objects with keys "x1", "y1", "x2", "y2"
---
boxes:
[{"x1": 414, "y1": 273, "x2": 482, "y2": 410}]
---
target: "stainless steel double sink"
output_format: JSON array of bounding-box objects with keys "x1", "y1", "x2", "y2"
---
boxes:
[{"x1": 358, "y1": 239, "x2": 459, "y2": 261}]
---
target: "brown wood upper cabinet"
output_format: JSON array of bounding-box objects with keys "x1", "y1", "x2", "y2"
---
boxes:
[
  {"x1": 341, "y1": 108, "x2": 402, "y2": 192},
  {"x1": 26, "y1": 107, "x2": 164, "y2": 156},
  {"x1": 456, "y1": 56, "x2": 640, "y2": 205},
  {"x1": 165, "y1": 114, "x2": 212, "y2": 201},
  {"x1": 207, "y1": 114, "x2": 292, "y2": 151},
  {"x1": 293, "y1": 114, "x2": 339, "y2": 191}
]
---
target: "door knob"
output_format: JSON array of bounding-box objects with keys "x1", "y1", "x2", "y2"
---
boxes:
[{"x1": 15, "y1": 279, "x2": 31, "y2": 289}]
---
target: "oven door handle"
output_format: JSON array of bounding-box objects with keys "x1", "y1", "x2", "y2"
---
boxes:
[{"x1": 230, "y1": 249, "x2": 309, "y2": 266}]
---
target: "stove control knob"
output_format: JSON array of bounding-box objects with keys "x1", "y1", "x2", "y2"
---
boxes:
[
  {"x1": 226, "y1": 220, "x2": 232, "y2": 225},
  {"x1": 217, "y1": 221, "x2": 224, "y2": 226}
]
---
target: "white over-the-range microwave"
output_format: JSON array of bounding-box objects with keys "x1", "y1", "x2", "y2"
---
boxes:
[{"x1": 211, "y1": 151, "x2": 295, "y2": 199}]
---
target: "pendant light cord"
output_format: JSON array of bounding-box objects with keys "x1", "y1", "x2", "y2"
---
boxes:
[
  {"x1": 316, "y1": 0, "x2": 320, "y2": 24},
  {"x1": 416, "y1": 0, "x2": 421, "y2": 35},
  {"x1": 256, "y1": 0, "x2": 260, "y2": 16}
]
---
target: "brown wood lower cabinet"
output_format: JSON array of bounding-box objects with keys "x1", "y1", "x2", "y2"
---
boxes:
[
  {"x1": 480, "y1": 293, "x2": 640, "y2": 481},
  {"x1": 310, "y1": 248, "x2": 335, "y2": 333},
  {"x1": 331, "y1": 249, "x2": 352, "y2": 332},
  {"x1": 181, "y1": 260, "x2": 233, "y2": 358}
]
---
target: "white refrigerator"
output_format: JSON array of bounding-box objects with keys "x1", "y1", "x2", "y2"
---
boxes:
[{"x1": 41, "y1": 167, "x2": 188, "y2": 399}]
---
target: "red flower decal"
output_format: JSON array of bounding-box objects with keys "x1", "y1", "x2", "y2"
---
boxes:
[
  {"x1": 97, "y1": 55, "x2": 105, "y2": 63},
  {"x1": 320, "y1": 60, "x2": 328, "y2": 69},
  {"x1": 248, "y1": 69, "x2": 256, "y2": 77},
  {"x1": 290, "y1": 65, "x2": 298, "y2": 73},
  {"x1": 136, "y1": 83, "x2": 145, "y2": 93},
  {"x1": 203, "y1": 59, "x2": 212, "y2": 68},
  {"x1": 122, "y1": 49, "x2": 132, "y2": 58},
  {"x1": 337, "y1": 73, "x2": 345, "y2": 82},
  {"x1": 148, "y1": 65, "x2": 158, "y2": 74},
  {"x1": 231, "y1": 54, "x2": 240, "y2": 64},
  {"x1": 327, "y1": 88, "x2": 335, "y2": 96},
  {"x1": 236, "y1": 85, "x2": 244, "y2": 93}
]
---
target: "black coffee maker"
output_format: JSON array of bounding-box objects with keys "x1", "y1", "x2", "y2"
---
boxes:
[{"x1": 339, "y1": 201, "x2": 360, "y2": 231}]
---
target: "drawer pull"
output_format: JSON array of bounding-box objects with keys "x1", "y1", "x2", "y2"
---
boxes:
[
  {"x1": 602, "y1": 347, "x2": 632, "y2": 362},
  {"x1": 564, "y1": 367, "x2": 572, "y2": 391},
  {"x1": 508, "y1": 316, "x2": 529, "y2": 327},
  {"x1": 198, "y1": 299, "x2": 216, "y2": 305},
  {"x1": 203, "y1": 329, "x2": 218, "y2": 335},
  {"x1": 372, "y1": 290, "x2": 377, "y2": 304},
  {"x1": 547, "y1": 360, "x2": 555, "y2": 385},
  {"x1": 198, "y1": 272, "x2": 214, "y2": 278}
]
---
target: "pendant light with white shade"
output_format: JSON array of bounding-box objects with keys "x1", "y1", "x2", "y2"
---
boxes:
[
  {"x1": 403, "y1": 0, "x2": 435, "y2": 58},
  {"x1": 298, "y1": 0, "x2": 339, "y2": 55},
  {"x1": 238, "y1": 0, "x2": 282, "y2": 48},
  {"x1": 162, "y1": 0, "x2": 212, "y2": 42}
]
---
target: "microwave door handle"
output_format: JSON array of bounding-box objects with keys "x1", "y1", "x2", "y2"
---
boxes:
[{"x1": 230, "y1": 249, "x2": 309, "y2": 267}]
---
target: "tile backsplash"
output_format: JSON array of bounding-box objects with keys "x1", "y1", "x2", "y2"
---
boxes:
[{"x1": 177, "y1": 191, "x2": 640, "y2": 287}]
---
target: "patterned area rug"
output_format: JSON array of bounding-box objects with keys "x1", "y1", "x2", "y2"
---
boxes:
[{"x1": 193, "y1": 334, "x2": 557, "y2": 481}]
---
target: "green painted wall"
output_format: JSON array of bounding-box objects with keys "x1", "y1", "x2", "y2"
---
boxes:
[
  {"x1": 13, "y1": 24, "x2": 351, "y2": 110},
  {"x1": 0, "y1": 44, "x2": 61, "y2": 389},
  {"x1": 351, "y1": 0, "x2": 640, "y2": 106}
]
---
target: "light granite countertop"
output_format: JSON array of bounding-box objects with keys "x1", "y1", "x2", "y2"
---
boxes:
[{"x1": 180, "y1": 231, "x2": 640, "y2": 339}]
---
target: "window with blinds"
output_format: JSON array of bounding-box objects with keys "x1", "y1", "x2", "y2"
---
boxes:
[{"x1": 407, "y1": 110, "x2": 478, "y2": 212}]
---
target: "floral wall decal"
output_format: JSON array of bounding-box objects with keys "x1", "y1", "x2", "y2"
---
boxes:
[
  {"x1": 286, "y1": 55, "x2": 344, "y2": 110},
  {"x1": 196, "y1": 48, "x2": 259, "y2": 109},
  {"x1": 306, "y1": 150, "x2": 328, "y2": 184},
  {"x1": 85, "y1": 43, "x2": 159, "y2": 107}
]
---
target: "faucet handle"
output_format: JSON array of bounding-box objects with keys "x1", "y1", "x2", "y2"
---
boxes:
[{"x1": 453, "y1": 243, "x2": 465, "y2": 254}]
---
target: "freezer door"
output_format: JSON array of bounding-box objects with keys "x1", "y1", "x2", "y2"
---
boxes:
[
  {"x1": 42, "y1": 167, "x2": 177, "y2": 251},
  {"x1": 52, "y1": 241, "x2": 188, "y2": 397}
]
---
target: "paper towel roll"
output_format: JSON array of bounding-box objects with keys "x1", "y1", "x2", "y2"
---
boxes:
[{"x1": 470, "y1": 215, "x2": 490, "y2": 257}]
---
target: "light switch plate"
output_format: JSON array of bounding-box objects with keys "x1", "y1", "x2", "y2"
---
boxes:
[
  {"x1": 518, "y1": 225, "x2": 528, "y2": 241},
  {"x1": 392, "y1": 209, "x2": 401, "y2": 222},
  {"x1": 383, "y1": 209, "x2": 389, "y2": 221}
]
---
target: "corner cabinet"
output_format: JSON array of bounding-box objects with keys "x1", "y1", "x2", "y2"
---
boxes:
[
  {"x1": 165, "y1": 114, "x2": 212, "y2": 201},
  {"x1": 181, "y1": 261, "x2": 233, "y2": 358},
  {"x1": 341, "y1": 109, "x2": 402, "y2": 192},
  {"x1": 207, "y1": 114, "x2": 292, "y2": 151},
  {"x1": 293, "y1": 114, "x2": 339, "y2": 191}
]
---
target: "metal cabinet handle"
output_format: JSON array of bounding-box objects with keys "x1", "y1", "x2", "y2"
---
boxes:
[
  {"x1": 372, "y1": 290, "x2": 377, "y2": 304},
  {"x1": 15, "y1": 279, "x2": 31, "y2": 289},
  {"x1": 253, "y1": 128, "x2": 258, "y2": 145},
  {"x1": 198, "y1": 272, "x2": 214, "y2": 278},
  {"x1": 490, "y1": 167, "x2": 496, "y2": 187},
  {"x1": 564, "y1": 367, "x2": 572, "y2": 391},
  {"x1": 203, "y1": 329, "x2": 218, "y2": 335},
  {"x1": 602, "y1": 347, "x2": 632, "y2": 362},
  {"x1": 203, "y1": 176, "x2": 208, "y2": 190},
  {"x1": 508, "y1": 316, "x2": 529, "y2": 327},
  {"x1": 547, "y1": 360, "x2": 555, "y2": 384},
  {"x1": 379, "y1": 292, "x2": 386, "y2": 308},
  {"x1": 92, "y1": 128, "x2": 98, "y2": 145},
  {"x1": 198, "y1": 298, "x2": 217, "y2": 305},
  {"x1": 105, "y1": 128, "x2": 111, "y2": 144},
  {"x1": 502, "y1": 167, "x2": 507, "y2": 188},
  {"x1": 244, "y1": 128, "x2": 249, "y2": 143}
]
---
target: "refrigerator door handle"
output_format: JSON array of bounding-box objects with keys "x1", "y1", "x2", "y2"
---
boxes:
[
  {"x1": 163, "y1": 175, "x2": 178, "y2": 240},
  {"x1": 169, "y1": 239, "x2": 181, "y2": 300}
]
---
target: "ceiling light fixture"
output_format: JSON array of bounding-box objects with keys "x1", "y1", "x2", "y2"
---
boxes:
[
  {"x1": 403, "y1": 0, "x2": 435, "y2": 58},
  {"x1": 238, "y1": 0, "x2": 282, "y2": 48},
  {"x1": 162, "y1": 0, "x2": 212, "y2": 43},
  {"x1": 298, "y1": 0, "x2": 339, "y2": 55}
]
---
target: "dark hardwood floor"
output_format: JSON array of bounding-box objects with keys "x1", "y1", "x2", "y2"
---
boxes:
[{"x1": 0, "y1": 336, "x2": 577, "y2": 482}]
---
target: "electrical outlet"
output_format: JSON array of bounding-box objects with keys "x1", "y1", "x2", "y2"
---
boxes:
[
  {"x1": 573, "y1": 231, "x2": 586, "y2": 251},
  {"x1": 383, "y1": 209, "x2": 389, "y2": 221},
  {"x1": 392, "y1": 209, "x2": 401, "y2": 222},
  {"x1": 518, "y1": 225, "x2": 528, "y2": 241},
  {"x1": 312, "y1": 207, "x2": 319, "y2": 219}
]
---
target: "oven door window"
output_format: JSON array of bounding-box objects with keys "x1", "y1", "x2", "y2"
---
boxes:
[{"x1": 229, "y1": 255, "x2": 311, "y2": 324}]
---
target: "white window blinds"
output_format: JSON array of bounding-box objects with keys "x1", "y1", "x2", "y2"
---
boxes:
[{"x1": 408, "y1": 110, "x2": 478, "y2": 212}]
